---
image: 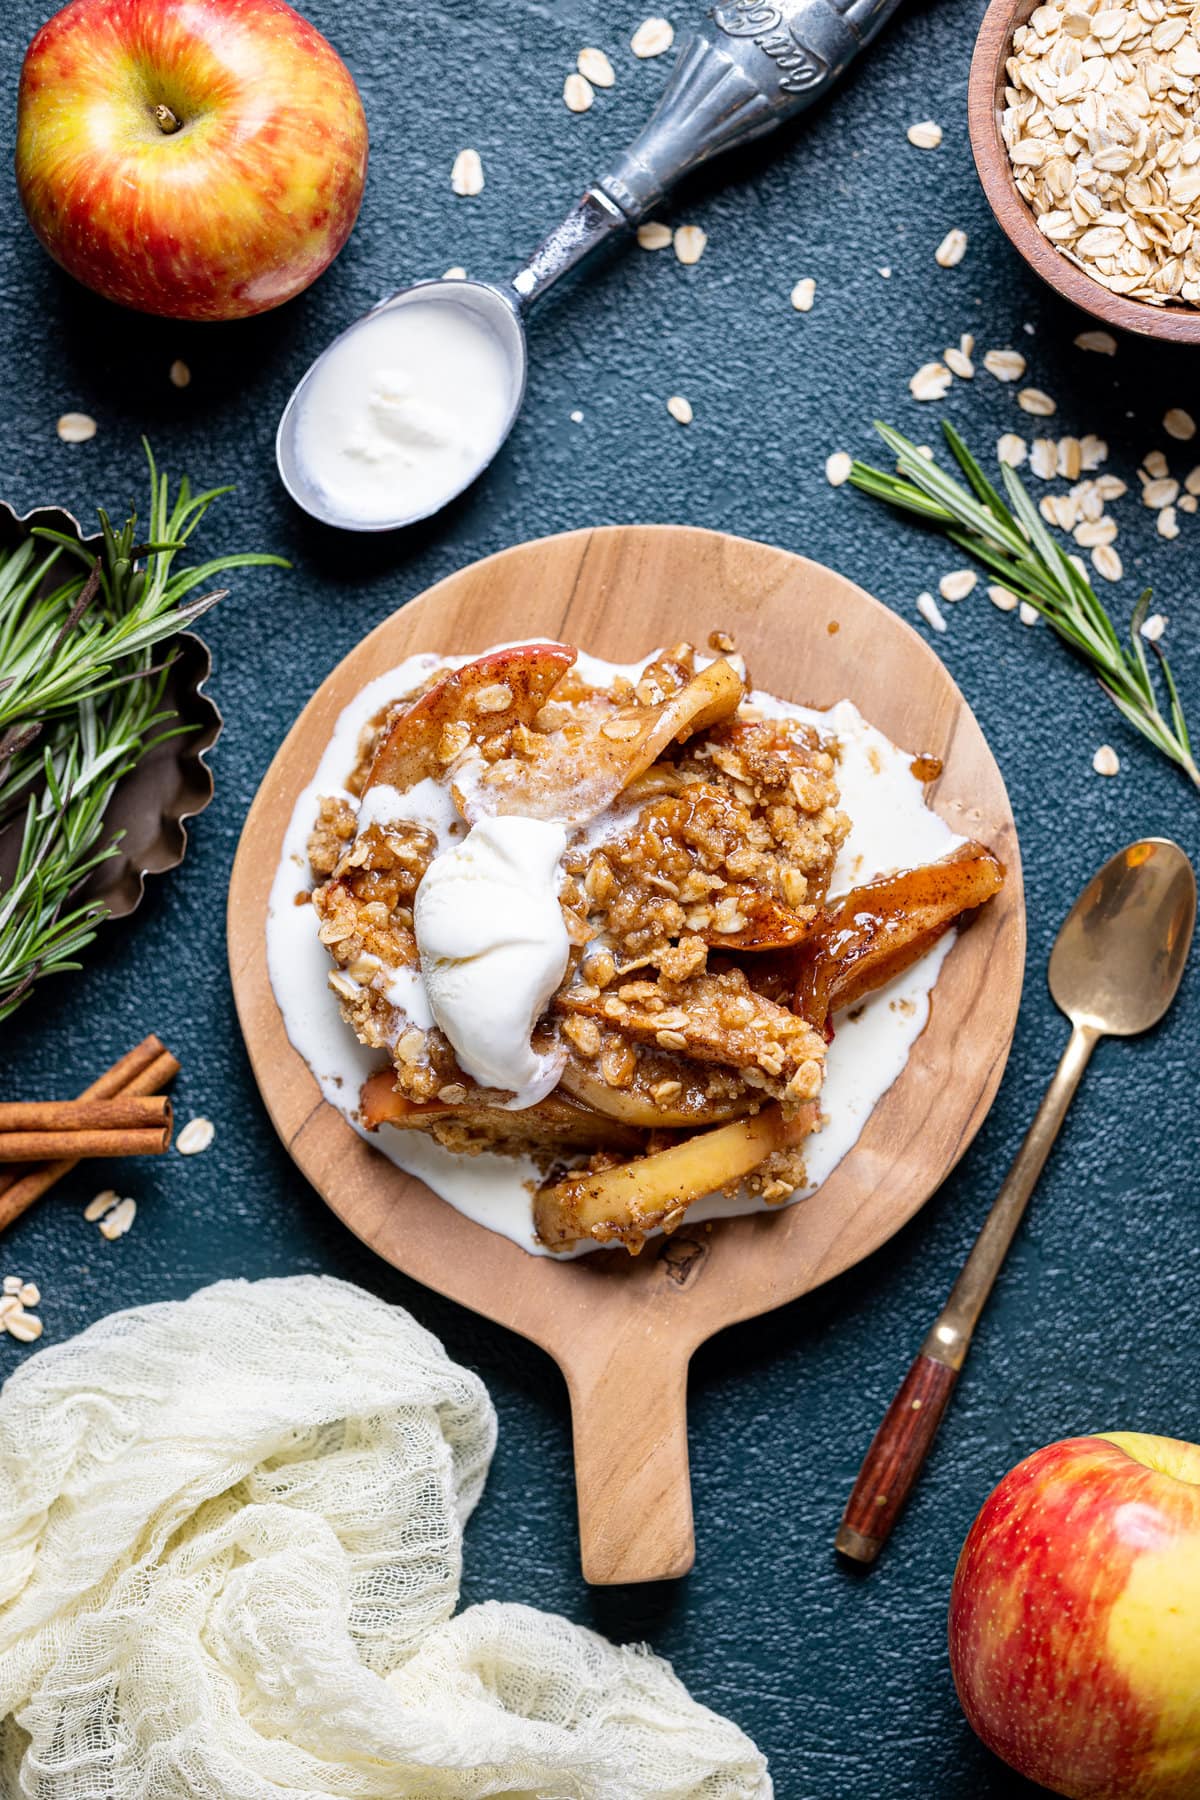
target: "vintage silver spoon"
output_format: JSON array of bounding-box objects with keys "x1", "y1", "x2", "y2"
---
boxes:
[
  {"x1": 277, "y1": 0, "x2": 903, "y2": 531},
  {"x1": 835, "y1": 837, "x2": 1197, "y2": 1565}
]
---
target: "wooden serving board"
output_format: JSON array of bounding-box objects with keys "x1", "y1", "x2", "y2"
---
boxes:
[{"x1": 228, "y1": 526, "x2": 1025, "y2": 1585}]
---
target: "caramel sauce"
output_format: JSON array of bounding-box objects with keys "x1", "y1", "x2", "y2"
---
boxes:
[{"x1": 910, "y1": 754, "x2": 943, "y2": 782}]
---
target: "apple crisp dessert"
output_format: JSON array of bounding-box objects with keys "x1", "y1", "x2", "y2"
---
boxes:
[{"x1": 305, "y1": 637, "x2": 1004, "y2": 1253}]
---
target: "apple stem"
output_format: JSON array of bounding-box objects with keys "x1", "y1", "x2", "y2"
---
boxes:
[{"x1": 153, "y1": 104, "x2": 182, "y2": 134}]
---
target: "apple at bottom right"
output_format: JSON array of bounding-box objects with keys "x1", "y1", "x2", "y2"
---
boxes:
[{"x1": 949, "y1": 1432, "x2": 1200, "y2": 1800}]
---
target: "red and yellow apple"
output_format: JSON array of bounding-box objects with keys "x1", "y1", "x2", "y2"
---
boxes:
[
  {"x1": 949, "y1": 1433, "x2": 1200, "y2": 1799},
  {"x1": 16, "y1": 0, "x2": 369, "y2": 320}
]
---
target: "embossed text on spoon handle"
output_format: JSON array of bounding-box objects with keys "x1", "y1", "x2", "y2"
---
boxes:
[
  {"x1": 511, "y1": 0, "x2": 904, "y2": 308},
  {"x1": 599, "y1": 0, "x2": 907, "y2": 218}
]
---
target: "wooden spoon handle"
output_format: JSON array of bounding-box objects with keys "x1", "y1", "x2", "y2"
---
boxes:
[
  {"x1": 835, "y1": 1352, "x2": 959, "y2": 1564},
  {"x1": 568, "y1": 1336, "x2": 694, "y2": 1585}
]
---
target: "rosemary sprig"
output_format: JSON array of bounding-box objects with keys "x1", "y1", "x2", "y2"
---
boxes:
[
  {"x1": 0, "y1": 445, "x2": 287, "y2": 1021},
  {"x1": 850, "y1": 421, "x2": 1198, "y2": 792}
]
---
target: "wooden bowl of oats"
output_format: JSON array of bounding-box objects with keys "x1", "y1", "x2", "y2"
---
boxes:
[{"x1": 969, "y1": 0, "x2": 1200, "y2": 345}]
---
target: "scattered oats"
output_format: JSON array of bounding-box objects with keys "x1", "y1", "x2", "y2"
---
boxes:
[
  {"x1": 791, "y1": 277, "x2": 816, "y2": 312},
  {"x1": 99, "y1": 1196, "x2": 137, "y2": 1240},
  {"x1": 673, "y1": 224, "x2": 707, "y2": 265},
  {"x1": 84, "y1": 1189, "x2": 119, "y2": 1222},
  {"x1": 2, "y1": 1276, "x2": 20, "y2": 1296},
  {"x1": 636, "y1": 220, "x2": 672, "y2": 250},
  {"x1": 1043, "y1": 492, "x2": 1079, "y2": 529},
  {"x1": 1143, "y1": 451, "x2": 1169, "y2": 480},
  {"x1": 631, "y1": 16, "x2": 674, "y2": 56},
  {"x1": 1095, "y1": 473, "x2": 1127, "y2": 500},
  {"x1": 916, "y1": 591, "x2": 948, "y2": 632},
  {"x1": 989, "y1": 584, "x2": 1020, "y2": 611},
  {"x1": 1058, "y1": 436, "x2": 1082, "y2": 480},
  {"x1": 907, "y1": 120, "x2": 943, "y2": 149},
  {"x1": 564, "y1": 71, "x2": 594, "y2": 111},
  {"x1": 578, "y1": 46, "x2": 615, "y2": 86},
  {"x1": 1074, "y1": 516, "x2": 1118, "y2": 546},
  {"x1": 1141, "y1": 611, "x2": 1167, "y2": 641},
  {"x1": 450, "y1": 149, "x2": 484, "y2": 197},
  {"x1": 5, "y1": 1311, "x2": 43, "y2": 1343},
  {"x1": 1092, "y1": 743, "x2": 1121, "y2": 777},
  {"x1": 1158, "y1": 503, "x2": 1180, "y2": 537},
  {"x1": 1164, "y1": 408, "x2": 1197, "y2": 441},
  {"x1": 1080, "y1": 435, "x2": 1107, "y2": 471},
  {"x1": 1092, "y1": 543, "x2": 1123, "y2": 582},
  {"x1": 878, "y1": 266, "x2": 892, "y2": 278},
  {"x1": 1074, "y1": 330, "x2": 1118, "y2": 356},
  {"x1": 1186, "y1": 466, "x2": 1200, "y2": 496},
  {"x1": 1018, "y1": 387, "x2": 1057, "y2": 417},
  {"x1": 910, "y1": 360, "x2": 953, "y2": 401},
  {"x1": 18, "y1": 1282, "x2": 39, "y2": 1307},
  {"x1": 998, "y1": 432, "x2": 1027, "y2": 466},
  {"x1": 825, "y1": 451, "x2": 853, "y2": 486},
  {"x1": 945, "y1": 343, "x2": 974, "y2": 378},
  {"x1": 666, "y1": 394, "x2": 693, "y2": 424},
  {"x1": 56, "y1": 412, "x2": 96, "y2": 444},
  {"x1": 917, "y1": 445, "x2": 935, "y2": 459},
  {"x1": 1143, "y1": 476, "x2": 1180, "y2": 508},
  {"x1": 169, "y1": 359, "x2": 191, "y2": 388},
  {"x1": 1181, "y1": 493, "x2": 1199, "y2": 513},
  {"x1": 177, "y1": 1116, "x2": 215, "y2": 1156},
  {"x1": 935, "y1": 228, "x2": 968, "y2": 268},
  {"x1": 570, "y1": 408, "x2": 584, "y2": 423},
  {"x1": 442, "y1": 266, "x2": 466, "y2": 280},
  {"x1": 939, "y1": 569, "x2": 978, "y2": 601},
  {"x1": 0, "y1": 1297, "x2": 19, "y2": 1322},
  {"x1": 1030, "y1": 437, "x2": 1058, "y2": 479},
  {"x1": 1019, "y1": 600, "x2": 1040, "y2": 626},
  {"x1": 984, "y1": 348, "x2": 1026, "y2": 382}
]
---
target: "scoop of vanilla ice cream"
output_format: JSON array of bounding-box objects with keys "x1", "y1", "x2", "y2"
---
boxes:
[{"x1": 413, "y1": 815, "x2": 570, "y2": 1109}]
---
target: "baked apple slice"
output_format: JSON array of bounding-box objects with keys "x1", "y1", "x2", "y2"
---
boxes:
[
  {"x1": 791, "y1": 841, "x2": 1004, "y2": 1032},
  {"x1": 694, "y1": 891, "x2": 812, "y2": 951},
  {"x1": 364, "y1": 643, "x2": 576, "y2": 793},
  {"x1": 359, "y1": 1067, "x2": 642, "y2": 1151},
  {"x1": 557, "y1": 1057, "x2": 752, "y2": 1129},
  {"x1": 533, "y1": 1102, "x2": 817, "y2": 1252},
  {"x1": 473, "y1": 657, "x2": 746, "y2": 823}
]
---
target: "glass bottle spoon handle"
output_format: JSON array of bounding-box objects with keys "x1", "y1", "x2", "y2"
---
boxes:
[{"x1": 511, "y1": 0, "x2": 905, "y2": 308}]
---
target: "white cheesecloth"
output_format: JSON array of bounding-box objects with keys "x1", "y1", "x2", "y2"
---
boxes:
[{"x1": 0, "y1": 1275, "x2": 770, "y2": 1800}]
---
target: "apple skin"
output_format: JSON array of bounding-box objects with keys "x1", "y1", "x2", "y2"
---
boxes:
[
  {"x1": 949, "y1": 1433, "x2": 1200, "y2": 1800},
  {"x1": 16, "y1": 0, "x2": 369, "y2": 321}
]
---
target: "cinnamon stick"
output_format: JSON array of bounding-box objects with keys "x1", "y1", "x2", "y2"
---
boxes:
[
  {"x1": 0, "y1": 1035, "x2": 166, "y2": 1201},
  {"x1": 0, "y1": 1096, "x2": 171, "y2": 1135},
  {"x1": 0, "y1": 1126, "x2": 171, "y2": 1162},
  {"x1": 0, "y1": 1037, "x2": 179, "y2": 1232}
]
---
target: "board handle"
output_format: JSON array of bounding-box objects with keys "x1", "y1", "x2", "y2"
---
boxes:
[
  {"x1": 568, "y1": 1334, "x2": 694, "y2": 1585},
  {"x1": 835, "y1": 1352, "x2": 959, "y2": 1563}
]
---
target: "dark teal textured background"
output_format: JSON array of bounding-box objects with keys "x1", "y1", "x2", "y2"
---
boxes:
[{"x1": 1, "y1": 2, "x2": 1198, "y2": 1795}]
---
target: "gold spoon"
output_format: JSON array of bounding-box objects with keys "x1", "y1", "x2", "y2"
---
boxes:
[{"x1": 836, "y1": 837, "x2": 1196, "y2": 1565}]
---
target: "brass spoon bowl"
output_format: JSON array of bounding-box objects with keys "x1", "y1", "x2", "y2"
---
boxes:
[
  {"x1": 1050, "y1": 838, "x2": 1196, "y2": 1033},
  {"x1": 838, "y1": 837, "x2": 1196, "y2": 1563}
]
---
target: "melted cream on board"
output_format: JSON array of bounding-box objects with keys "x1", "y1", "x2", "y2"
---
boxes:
[{"x1": 265, "y1": 646, "x2": 963, "y2": 1256}]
